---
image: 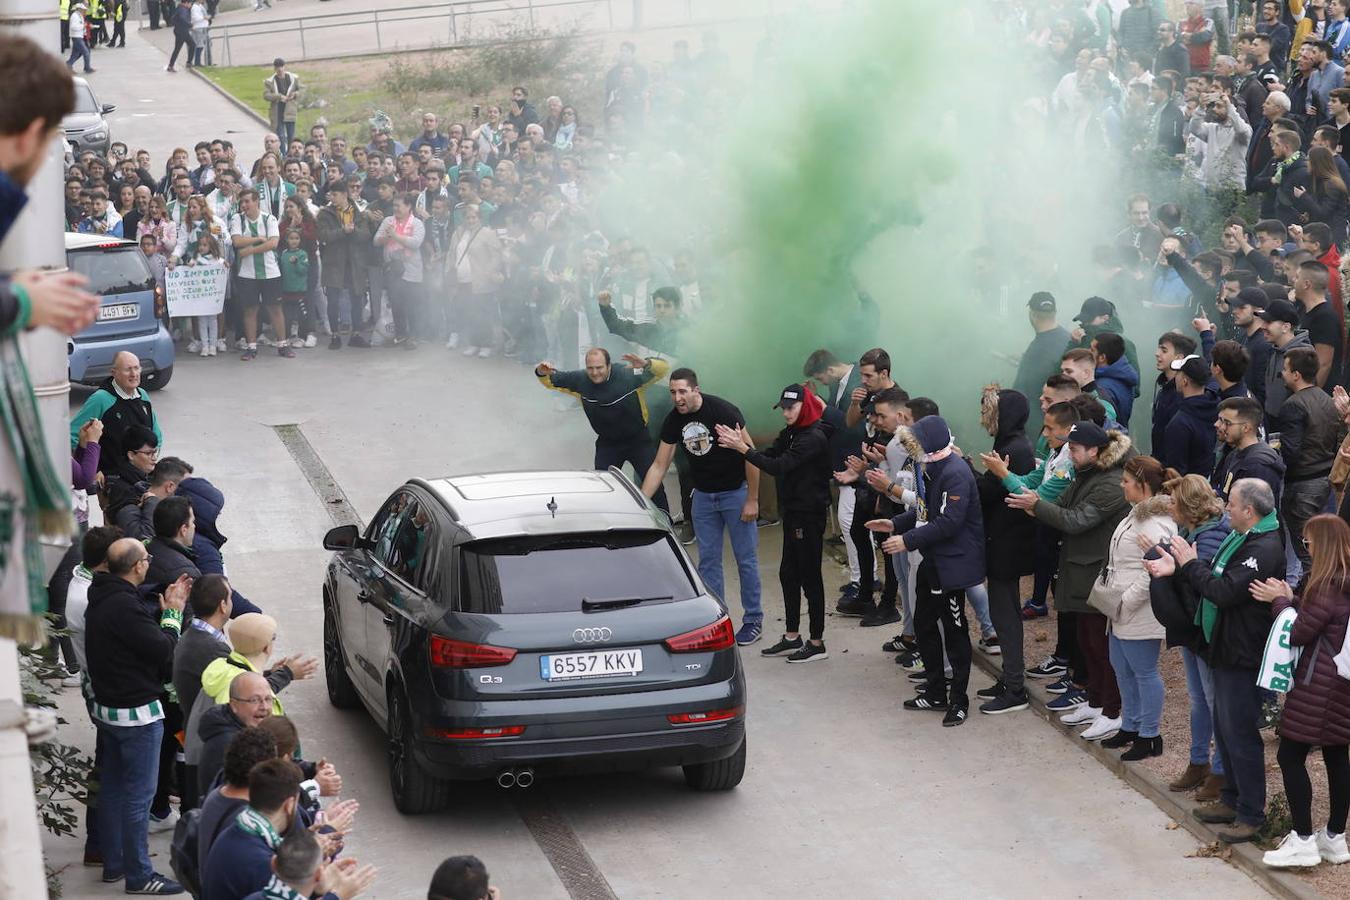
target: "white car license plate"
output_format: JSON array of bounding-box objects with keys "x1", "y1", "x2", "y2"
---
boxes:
[
  {"x1": 540, "y1": 649, "x2": 644, "y2": 682},
  {"x1": 98, "y1": 303, "x2": 139, "y2": 322}
]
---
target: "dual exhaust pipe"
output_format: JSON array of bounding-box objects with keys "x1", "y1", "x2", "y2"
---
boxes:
[{"x1": 496, "y1": 766, "x2": 535, "y2": 789}]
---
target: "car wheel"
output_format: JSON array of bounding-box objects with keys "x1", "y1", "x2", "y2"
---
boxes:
[
  {"x1": 323, "y1": 603, "x2": 360, "y2": 710},
  {"x1": 386, "y1": 686, "x2": 452, "y2": 814},
  {"x1": 143, "y1": 364, "x2": 172, "y2": 391},
  {"x1": 682, "y1": 736, "x2": 746, "y2": 791}
]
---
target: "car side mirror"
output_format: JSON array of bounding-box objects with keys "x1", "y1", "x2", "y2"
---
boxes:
[
  {"x1": 101, "y1": 104, "x2": 117, "y2": 115},
  {"x1": 323, "y1": 524, "x2": 360, "y2": 550}
]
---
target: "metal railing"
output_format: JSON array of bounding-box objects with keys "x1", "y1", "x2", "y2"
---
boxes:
[{"x1": 208, "y1": 0, "x2": 620, "y2": 67}]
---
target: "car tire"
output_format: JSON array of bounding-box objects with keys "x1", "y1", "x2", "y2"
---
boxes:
[
  {"x1": 143, "y1": 364, "x2": 172, "y2": 391},
  {"x1": 323, "y1": 603, "x2": 360, "y2": 710},
  {"x1": 682, "y1": 736, "x2": 746, "y2": 791},
  {"x1": 387, "y1": 686, "x2": 452, "y2": 814}
]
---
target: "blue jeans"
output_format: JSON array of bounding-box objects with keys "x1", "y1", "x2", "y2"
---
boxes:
[
  {"x1": 964, "y1": 581, "x2": 997, "y2": 639},
  {"x1": 95, "y1": 719, "x2": 164, "y2": 885},
  {"x1": 1213, "y1": 665, "x2": 1267, "y2": 826},
  {"x1": 1180, "y1": 646, "x2": 1224, "y2": 774},
  {"x1": 1108, "y1": 634, "x2": 1164, "y2": 737},
  {"x1": 66, "y1": 38, "x2": 92, "y2": 71},
  {"x1": 691, "y1": 484, "x2": 761, "y2": 624}
]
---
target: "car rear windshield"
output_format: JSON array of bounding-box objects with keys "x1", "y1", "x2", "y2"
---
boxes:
[
  {"x1": 458, "y1": 531, "x2": 696, "y2": 614},
  {"x1": 68, "y1": 249, "x2": 153, "y2": 296}
]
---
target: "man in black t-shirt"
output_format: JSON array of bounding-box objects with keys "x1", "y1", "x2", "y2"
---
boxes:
[
  {"x1": 1292, "y1": 259, "x2": 1342, "y2": 390},
  {"x1": 641, "y1": 368, "x2": 763, "y2": 646}
]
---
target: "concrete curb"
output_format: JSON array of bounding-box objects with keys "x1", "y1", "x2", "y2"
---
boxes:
[
  {"x1": 969, "y1": 651, "x2": 1323, "y2": 900},
  {"x1": 188, "y1": 67, "x2": 270, "y2": 128}
]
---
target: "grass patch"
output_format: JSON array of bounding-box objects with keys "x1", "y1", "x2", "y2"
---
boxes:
[{"x1": 202, "y1": 28, "x2": 603, "y2": 145}]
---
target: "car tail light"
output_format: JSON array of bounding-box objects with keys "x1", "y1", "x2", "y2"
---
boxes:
[
  {"x1": 663, "y1": 616, "x2": 735, "y2": 653},
  {"x1": 668, "y1": 706, "x2": 744, "y2": 726},
  {"x1": 96, "y1": 242, "x2": 123, "y2": 249},
  {"x1": 428, "y1": 635, "x2": 517, "y2": 668},
  {"x1": 425, "y1": 725, "x2": 525, "y2": 739},
  {"x1": 153, "y1": 283, "x2": 166, "y2": 318}
]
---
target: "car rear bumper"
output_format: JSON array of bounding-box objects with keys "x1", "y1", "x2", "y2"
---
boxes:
[
  {"x1": 412, "y1": 677, "x2": 746, "y2": 779},
  {"x1": 69, "y1": 325, "x2": 174, "y2": 384}
]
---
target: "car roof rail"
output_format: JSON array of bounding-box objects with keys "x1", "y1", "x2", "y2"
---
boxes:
[
  {"x1": 409, "y1": 477, "x2": 458, "y2": 520},
  {"x1": 606, "y1": 466, "x2": 650, "y2": 511}
]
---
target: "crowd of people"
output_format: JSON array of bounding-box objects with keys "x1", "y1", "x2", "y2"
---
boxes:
[{"x1": 26, "y1": 0, "x2": 1350, "y2": 893}]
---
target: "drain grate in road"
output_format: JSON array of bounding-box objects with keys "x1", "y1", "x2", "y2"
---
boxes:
[
  {"x1": 512, "y1": 789, "x2": 619, "y2": 900},
  {"x1": 272, "y1": 424, "x2": 363, "y2": 528},
  {"x1": 274, "y1": 422, "x2": 616, "y2": 899}
]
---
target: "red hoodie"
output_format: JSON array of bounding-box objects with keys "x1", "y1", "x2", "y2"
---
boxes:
[
  {"x1": 1319, "y1": 244, "x2": 1344, "y2": 329},
  {"x1": 791, "y1": 385, "x2": 825, "y2": 429}
]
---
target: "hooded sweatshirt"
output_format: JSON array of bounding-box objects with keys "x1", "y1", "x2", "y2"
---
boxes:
[
  {"x1": 977, "y1": 390, "x2": 1037, "y2": 580},
  {"x1": 743, "y1": 387, "x2": 833, "y2": 516},
  {"x1": 889, "y1": 416, "x2": 986, "y2": 591},
  {"x1": 1075, "y1": 317, "x2": 1141, "y2": 390},
  {"x1": 1161, "y1": 388, "x2": 1220, "y2": 477},
  {"x1": 178, "y1": 476, "x2": 263, "y2": 616},
  {"x1": 1094, "y1": 356, "x2": 1140, "y2": 427},
  {"x1": 1212, "y1": 440, "x2": 1286, "y2": 504}
]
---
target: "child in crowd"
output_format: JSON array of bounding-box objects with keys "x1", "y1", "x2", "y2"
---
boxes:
[
  {"x1": 138, "y1": 233, "x2": 166, "y2": 295},
  {"x1": 188, "y1": 232, "x2": 223, "y2": 357},
  {"x1": 278, "y1": 228, "x2": 312, "y2": 348}
]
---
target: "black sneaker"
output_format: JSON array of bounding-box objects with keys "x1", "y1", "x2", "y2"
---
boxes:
[
  {"x1": 979, "y1": 692, "x2": 1029, "y2": 715},
  {"x1": 882, "y1": 634, "x2": 916, "y2": 653},
  {"x1": 903, "y1": 694, "x2": 948, "y2": 711},
  {"x1": 976, "y1": 680, "x2": 1006, "y2": 700},
  {"x1": 786, "y1": 641, "x2": 828, "y2": 663},
  {"x1": 348, "y1": 333, "x2": 371, "y2": 348},
  {"x1": 1045, "y1": 675, "x2": 1073, "y2": 695},
  {"x1": 894, "y1": 649, "x2": 923, "y2": 668},
  {"x1": 907, "y1": 670, "x2": 930, "y2": 684},
  {"x1": 977, "y1": 635, "x2": 1001, "y2": 655},
  {"x1": 761, "y1": 635, "x2": 803, "y2": 656},
  {"x1": 834, "y1": 597, "x2": 873, "y2": 617},
  {"x1": 125, "y1": 872, "x2": 185, "y2": 894},
  {"x1": 1026, "y1": 656, "x2": 1068, "y2": 678},
  {"x1": 859, "y1": 604, "x2": 901, "y2": 628},
  {"x1": 328, "y1": 334, "x2": 342, "y2": 350},
  {"x1": 942, "y1": 706, "x2": 969, "y2": 727}
]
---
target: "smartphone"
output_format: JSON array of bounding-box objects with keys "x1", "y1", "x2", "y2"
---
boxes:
[{"x1": 472, "y1": 104, "x2": 481, "y2": 118}]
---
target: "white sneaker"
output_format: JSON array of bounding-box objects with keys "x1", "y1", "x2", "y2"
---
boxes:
[
  {"x1": 60, "y1": 668, "x2": 82, "y2": 688},
  {"x1": 462, "y1": 345, "x2": 480, "y2": 356},
  {"x1": 216, "y1": 338, "x2": 227, "y2": 352},
  {"x1": 303, "y1": 334, "x2": 317, "y2": 348},
  {"x1": 289, "y1": 337, "x2": 305, "y2": 348},
  {"x1": 235, "y1": 337, "x2": 248, "y2": 351},
  {"x1": 446, "y1": 332, "x2": 459, "y2": 349},
  {"x1": 199, "y1": 346, "x2": 209, "y2": 358},
  {"x1": 1264, "y1": 831, "x2": 1321, "y2": 868},
  {"x1": 1080, "y1": 715, "x2": 1121, "y2": 741},
  {"x1": 186, "y1": 340, "x2": 201, "y2": 353},
  {"x1": 1318, "y1": 827, "x2": 1350, "y2": 864},
  {"x1": 148, "y1": 810, "x2": 179, "y2": 833},
  {"x1": 477, "y1": 347, "x2": 493, "y2": 358},
  {"x1": 207, "y1": 344, "x2": 217, "y2": 357},
  {"x1": 1060, "y1": 705, "x2": 1101, "y2": 726}
]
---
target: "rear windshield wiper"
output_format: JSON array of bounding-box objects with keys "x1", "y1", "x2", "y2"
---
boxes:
[{"x1": 582, "y1": 595, "x2": 672, "y2": 611}]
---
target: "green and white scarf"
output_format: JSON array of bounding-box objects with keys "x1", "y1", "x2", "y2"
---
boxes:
[
  {"x1": 235, "y1": 806, "x2": 282, "y2": 850},
  {"x1": 0, "y1": 282, "x2": 74, "y2": 641},
  {"x1": 1273, "y1": 151, "x2": 1303, "y2": 185},
  {"x1": 249, "y1": 216, "x2": 267, "y2": 279},
  {"x1": 1196, "y1": 509, "x2": 1280, "y2": 641},
  {"x1": 260, "y1": 874, "x2": 306, "y2": 900}
]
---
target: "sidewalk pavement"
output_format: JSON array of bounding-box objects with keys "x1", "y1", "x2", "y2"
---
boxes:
[{"x1": 81, "y1": 19, "x2": 266, "y2": 163}]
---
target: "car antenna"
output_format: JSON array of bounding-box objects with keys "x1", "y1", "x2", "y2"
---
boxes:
[{"x1": 547, "y1": 496, "x2": 558, "y2": 518}]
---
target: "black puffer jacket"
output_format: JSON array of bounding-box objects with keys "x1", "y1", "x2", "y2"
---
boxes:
[{"x1": 977, "y1": 389, "x2": 1036, "y2": 579}]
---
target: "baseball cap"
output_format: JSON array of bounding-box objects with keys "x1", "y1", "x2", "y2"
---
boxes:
[
  {"x1": 273, "y1": 57, "x2": 287, "y2": 68},
  {"x1": 1257, "y1": 298, "x2": 1300, "y2": 325},
  {"x1": 1028, "y1": 291, "x2": 1056, "y2": 313},
  {"x1": 1231, "y1": 286, "x2": 1268, "y2": 310},
  {"x1": 1065, "y1": 420, "x2": 1109, "y2": 448},
  {"x1": 773, "y1": 384, "x2": 805, "y2": 409},
  {"x1": 1073, "y1": 296, "x2": 1115, "y2": 323},
  {"x1": 1170, "y1": 354, "x2": 1211, "y2": 384}
]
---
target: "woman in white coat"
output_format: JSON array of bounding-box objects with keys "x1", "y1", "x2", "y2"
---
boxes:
[{"x1": 1080, "y1": 455, "x2": 1179, "y2": 757}]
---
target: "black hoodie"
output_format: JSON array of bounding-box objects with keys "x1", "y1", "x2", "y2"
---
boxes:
[
  {"x1": 976, "y1": 390, "x2": 1037, "y2": 579},
  {"x1": 85, "y1": 572, "x2": 179, "y2": 709},
  {"x1": 1211, "y1": 440, "x2": 1286, "y2": 504}
]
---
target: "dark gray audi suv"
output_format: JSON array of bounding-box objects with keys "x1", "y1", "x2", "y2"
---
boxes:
[{"x1": 322, "y1": 469, "x2": 748, "y2": 813}]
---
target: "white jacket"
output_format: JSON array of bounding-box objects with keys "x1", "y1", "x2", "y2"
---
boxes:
[{"x1": 1090, "y1": 494, "x2": 1177, "y2": 640}]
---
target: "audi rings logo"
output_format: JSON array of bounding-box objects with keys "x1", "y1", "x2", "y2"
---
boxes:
[{"x1": 572, "y1": 627, "x2": 613, "y2": 644}]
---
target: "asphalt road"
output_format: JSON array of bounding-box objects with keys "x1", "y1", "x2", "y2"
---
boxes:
[{"x1": 42, "y1": 20, "x2": 1272, "y2": 900}]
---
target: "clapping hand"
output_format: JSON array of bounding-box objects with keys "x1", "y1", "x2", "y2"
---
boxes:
[
  {"x1": 860, "y1": 442, "x2": 886, "y2": 463},
  {"x1": 864, "y1": 467, "x2": 891, "y2": 492},
  {"x1": 321, "y1": 857, "x2": 378, "y2": 900},
  {"x1": 161, "y1": 574, "x2": 192, "y2": 612},
  {"x1": 979, "y1": 451, "x2": 1010, "y2": 479},
  {"x1": 1333, "y1": 384, "x2": 1350, "y2": 418},
  {"x1": 323, "y1": 797, "x2": 360, "y2": 834},
  {"x1": 1250, "y1": 577, "x2": 1293, "y2": 604},
  {"x1": 833, "y1": 468, "x2": 859, "y2": 485},
  {"x1": 315, "y1": 759, "x2": 343, "y2": 797},
  {"x1": 1005, "y1": 489, "x2": 1038, "y2": 512},
  {"x1": 864, "y1": 518, "x2": 894, "y2": 533},
  {"x1": 714, "y1": 423, "x2": 752, "y2": 453},
  {"x1": 881, "y1": 535, "x2": 907, "y2": 555},
  {"x1": 1166, "y1": 536, "x2": 1197, "y2": 567},
  {"x1": 282, "y1": 654, "x2": 319, "y2": 681}
]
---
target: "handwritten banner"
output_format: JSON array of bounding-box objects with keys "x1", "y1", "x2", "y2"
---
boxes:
[{"x1": 165, "y1": 260, "x2": 228, "y2": 317}]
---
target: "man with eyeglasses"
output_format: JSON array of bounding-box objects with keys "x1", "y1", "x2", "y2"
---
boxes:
[
  {"x1": 84, "y1": 537, "x2": 191, "y2": 895},
  {"x1": 71, "y1": 350, "x2": 164, "y2": 475},
  {"x1": 1212, "y1": 396, "x2": 1286, "y2": 502},
  {"x1": 1155, "y1": 21, "x2": 1192, "y2": 78},
  {"x1": 195, "y1": 671, "x2": 274, "y2": 800}
]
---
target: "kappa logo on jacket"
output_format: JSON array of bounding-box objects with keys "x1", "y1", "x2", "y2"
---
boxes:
[{"x1": 1241, "y1": 557, "x2": 1258, "y2": 570}]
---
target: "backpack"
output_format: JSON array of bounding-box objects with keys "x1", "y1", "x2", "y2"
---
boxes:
[{"x1": 169, "y1": 808, "x2": 203, "y2": 898}]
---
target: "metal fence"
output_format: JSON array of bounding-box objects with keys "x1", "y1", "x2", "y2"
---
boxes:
[{"x1": 178, "y1": 0, "x2": 848, "y2": 68}]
